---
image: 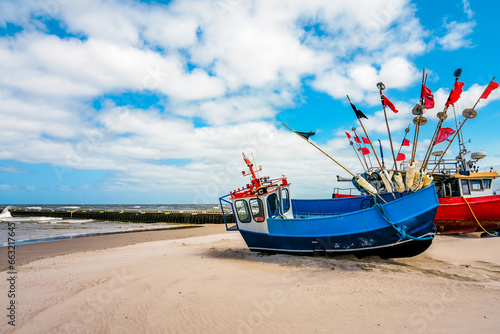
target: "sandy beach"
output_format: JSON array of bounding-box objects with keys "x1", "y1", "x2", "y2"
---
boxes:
[{"x1": 2, "y1": 225, "x2": 500, "y2": 333}]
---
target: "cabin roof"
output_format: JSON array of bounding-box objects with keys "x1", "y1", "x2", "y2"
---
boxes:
[{"x1": 453, "y1": 172, "x2": 500, "y2": 179}]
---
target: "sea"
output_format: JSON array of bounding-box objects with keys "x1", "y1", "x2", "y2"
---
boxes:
[{"x1": 0, "y1": 204, "x2": 224, "y2": 246}]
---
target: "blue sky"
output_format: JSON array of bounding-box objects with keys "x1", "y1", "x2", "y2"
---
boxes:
[{"x1": 0, "y1": 0, "x2": 499, "y2": 204}]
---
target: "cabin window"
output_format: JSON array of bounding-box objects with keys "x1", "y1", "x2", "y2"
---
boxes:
[
  {"x1": 461, "y1": 180, "x2": 470, "y2": 195},
  {"x1": 470, "y1": 180, "x2": 483, "y2": 191},
  {"x1": 282, "y1": 188, "x2": 290, "y2": 213},
  {"x1": 249, "y1": 198, "x2": 265, "y2": 222},
  {"x1": 235, "y1": 200, "x2": 251, "y2": 223},
  {"x1": 451, "y1": 179, "x2": 461, "y2": 197},
  {"x1": 267, "y1": 193, "x2": 280, "y2": 218},
  {"x1": 484, "y1": 179, "x2": 492, "y2": 189}
]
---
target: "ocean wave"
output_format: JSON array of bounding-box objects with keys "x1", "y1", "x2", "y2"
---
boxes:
[
  {"x1": 18, "y1": 217, "x2": 64, "y2": 223},
  {"x1": 0, "y1": 206, "x2": 12, "y2": 218}
]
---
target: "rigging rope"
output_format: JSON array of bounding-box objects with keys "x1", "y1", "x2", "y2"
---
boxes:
[
  {"x1": 373, "y1": 200, "x2": 434, "y2": 241},
  {"x1": 461, "y1": 196, "x2": 498, "y2": 237}
]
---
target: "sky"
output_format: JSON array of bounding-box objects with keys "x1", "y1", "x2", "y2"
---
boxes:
[{"x1": 1, "y1": 0, "x2": 499, "y2": 204}]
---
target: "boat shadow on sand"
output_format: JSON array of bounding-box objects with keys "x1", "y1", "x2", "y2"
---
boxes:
[
  {"x1": 205, "y1": 246, "x2": 411, "y2": 272},
  {"x1": 204, "y1": 244, "x2": 500, "y2": 284}
]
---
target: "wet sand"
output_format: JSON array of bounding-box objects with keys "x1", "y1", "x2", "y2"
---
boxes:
[
  {"x1": 1, "y1": 227, "x2": 499, "y2": 333},
  {"x1": 0, "y1": 224, "x2": 224, "y2": 271}
]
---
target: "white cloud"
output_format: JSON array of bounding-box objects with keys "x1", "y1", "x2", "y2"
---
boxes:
[
  {"x1": 0, "y1": 0, "x2": 426, "y2": 108},
  {"x1": 0, "y1": 165, "x2": 28, "y2": 174},
  {"x1": 0, "y1": 35, "x2": 226, "y2": 100},
  {"x1": 437, "y1": 20, "x2": 476, "y2": 51},
  {"x1": 379, "y1": 57, "x2": 419, "y2": 89},
  {"x1": 462, "y1": 0, "x2": 474, "y2": 19}
]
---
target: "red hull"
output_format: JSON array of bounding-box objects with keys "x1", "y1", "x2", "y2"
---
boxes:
[
  {"x1": 331, "y1": 192, "x2": 500, "y2": 234},
  {"x1": 435, "y1": 195, "x2": 500, "y2": 234}
]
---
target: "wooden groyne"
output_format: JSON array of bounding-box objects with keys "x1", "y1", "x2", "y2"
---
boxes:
[{"x1": 3, "y1": 207, "x2": 234, "y2": 224}]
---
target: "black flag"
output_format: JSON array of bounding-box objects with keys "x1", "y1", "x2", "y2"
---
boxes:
[
  {"x1": 350, "y1": 101, "x2": 368, "y2": 119},
  {"x1": 296, "y1": 131, "x2": 316, "y2": 140}
]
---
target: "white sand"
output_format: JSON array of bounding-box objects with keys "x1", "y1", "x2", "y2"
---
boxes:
[{"x1": 2, "y1": 232, "x2": 500, "y2": 333}]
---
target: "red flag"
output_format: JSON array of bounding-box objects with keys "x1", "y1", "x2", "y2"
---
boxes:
[
  {"x1": 354, "y1": 135, "x2": 361, "y2": 144},
  {"x1": 382, "y1": 95, "x2": 399, "y2": 113},
  {"x1": 360, "y1": 147, "x2": 370, "y2": 155},
  {"x1": 422, "y1": 84, "x2": 434, "y2": 109},
  {"x1": 446, "y1": 81, "x2": 465, "y2": 106},
  {"x1": 396, "y1": 153, "x2": 405, "y2": 161},
  {"x1": 362, "y1": 137, "x2": 370, "y2": 144},
  {"x1": 345, "y1": 131, "x2": 351, "y2": 139},
  {"x1": 481, "y1": 81, "x2": 499, "y2": 99},
  {"x1": 402, "y1": 138, "x2": 410, "y2": 146},
  {"x1": 434, "y1": 127, "x2": 456, "y2": 145}
]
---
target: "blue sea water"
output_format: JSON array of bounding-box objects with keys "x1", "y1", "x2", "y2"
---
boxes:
[{"x1": 0, "y1": 204, "x2": 224, "y2": 245}]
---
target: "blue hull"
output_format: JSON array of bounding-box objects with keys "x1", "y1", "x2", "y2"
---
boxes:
[
  {"x1": 239, "y1": 219, "x2": 435, "y2": 257},
  {"x1": 237, "y1": 185, "x2": 439, "y2": 258}
]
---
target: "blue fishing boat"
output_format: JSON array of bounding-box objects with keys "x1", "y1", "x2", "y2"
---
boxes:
[{"x1": 219, "y1": 153, "x2": 439, "y2": 258}]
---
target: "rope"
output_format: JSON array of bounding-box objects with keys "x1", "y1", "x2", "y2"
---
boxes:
[
  {"x1": 373, "y1": 202, "x2": 434, "y2": 241},
  {"x1": 461, "y1": 196, "x2": 498, "y2": 237}
]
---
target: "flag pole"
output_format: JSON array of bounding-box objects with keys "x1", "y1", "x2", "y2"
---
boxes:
[
  {"x1": 392, "y1": 124, "x2": 411, "y2": 170},
  {"x1": 472, "y1": 77, "x2": 496, "y2": 109},
  {"x1": 346, "y1": 135, "x2": 368, "y2": 172},
  {"x1": 430, "y1": 115, "x2": 470, "y2": 174},
  {"x1": 421, "y1": 69, "x2": 463, "y2": 171},
  {"x1": 346, "y1": 95, "x2": 384, "y2": 170},
  {"x1": 347, "y1": 95, "x2": 396, "y2": 199},
  {"x1": 377, "y1": 140, "x2": 385, "y2": 168},
  {"x1": 283, "y1": 123, "x2": 356, "y2": 177},
  {"x1": 352, "y1": 127, "x2": 372, "y2": 169},
  {"x1": 410, "y1": 69, "x2": 427, "y2": 164},
  {"x1": 283, "y1": 123, "x2": 387, "y2": 203},
  {"x1": 377, "y1": 82, "x2": 398, "y2": 173},
  {"x1": 428, "y1": 79, "x2": 498, "y2": 175}
]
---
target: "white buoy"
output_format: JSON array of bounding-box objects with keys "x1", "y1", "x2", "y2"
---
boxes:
[
  {"x1": 406, "y1": 162, "x2": 417, "y2": 190},
  {"x1": 393, "y1": 173, "x2": 405, "y2": 193},
  {"x1": 357, "y1": 176, "x2": 378, "y2": 195}
]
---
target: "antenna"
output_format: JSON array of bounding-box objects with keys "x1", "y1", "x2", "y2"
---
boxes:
[{"x1": 251, "y1": 152, "x2": 262, "y2": 181}]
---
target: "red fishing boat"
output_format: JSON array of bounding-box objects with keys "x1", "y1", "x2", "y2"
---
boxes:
[
  {"x1": 427, "y1": 150, "x2": 500, "y2": 234},
  {"x1": 334, "y1": 151, "x2": 500, "y2": 235}
]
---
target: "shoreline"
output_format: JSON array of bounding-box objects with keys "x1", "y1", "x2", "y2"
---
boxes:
[
  {"x1": 0, "y1": 224, "x2": 201, "y2": 248},
  {"x1": 0, "y1": 224, "x2": 226, "y2": 271}
]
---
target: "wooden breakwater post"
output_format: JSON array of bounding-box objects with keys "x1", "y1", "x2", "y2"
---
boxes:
[{"x1": 5, "y1": 208, "x2": 234, "y2": 224}]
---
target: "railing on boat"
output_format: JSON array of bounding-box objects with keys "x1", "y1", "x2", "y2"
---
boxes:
[
  {"x1": 426, "y1": 158, "x2": 461, "y2": 174},
  {"x1": 219, "y1": 194, "x2": 238, "y2": 231},
  {"x1": 332, "y1": 187, "x2": 358, "y2": 198}
]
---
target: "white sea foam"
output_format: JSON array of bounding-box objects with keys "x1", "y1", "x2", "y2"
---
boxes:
[
  {"x1": 25, "y1": 217, "x2": 64, "y2": 223},
  {"x1": 0, "y1": 206, "x2": 12, "y2": 218}
]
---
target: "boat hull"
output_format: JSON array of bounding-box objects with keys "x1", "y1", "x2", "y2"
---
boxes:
[
  {"x1": 239, "y1": 224, "x2": 435, "y2": 258},
  {"x1": 435, "y1": 195, "x2": 500, "y2": 234},
  {"x1": 237, "y1": 185, "x2": 438, "y2": 258}
]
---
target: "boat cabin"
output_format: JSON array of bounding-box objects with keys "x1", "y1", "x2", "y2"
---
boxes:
[
  {"x1": 436, "y1": 172, "x2": 499, "y2": 198},
  {"x1": 229, "y1": 180, "x2": 293, "y2": 233},
  {"x1": 221, "y1": 153, "x2": 294, "y2": 233}
]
